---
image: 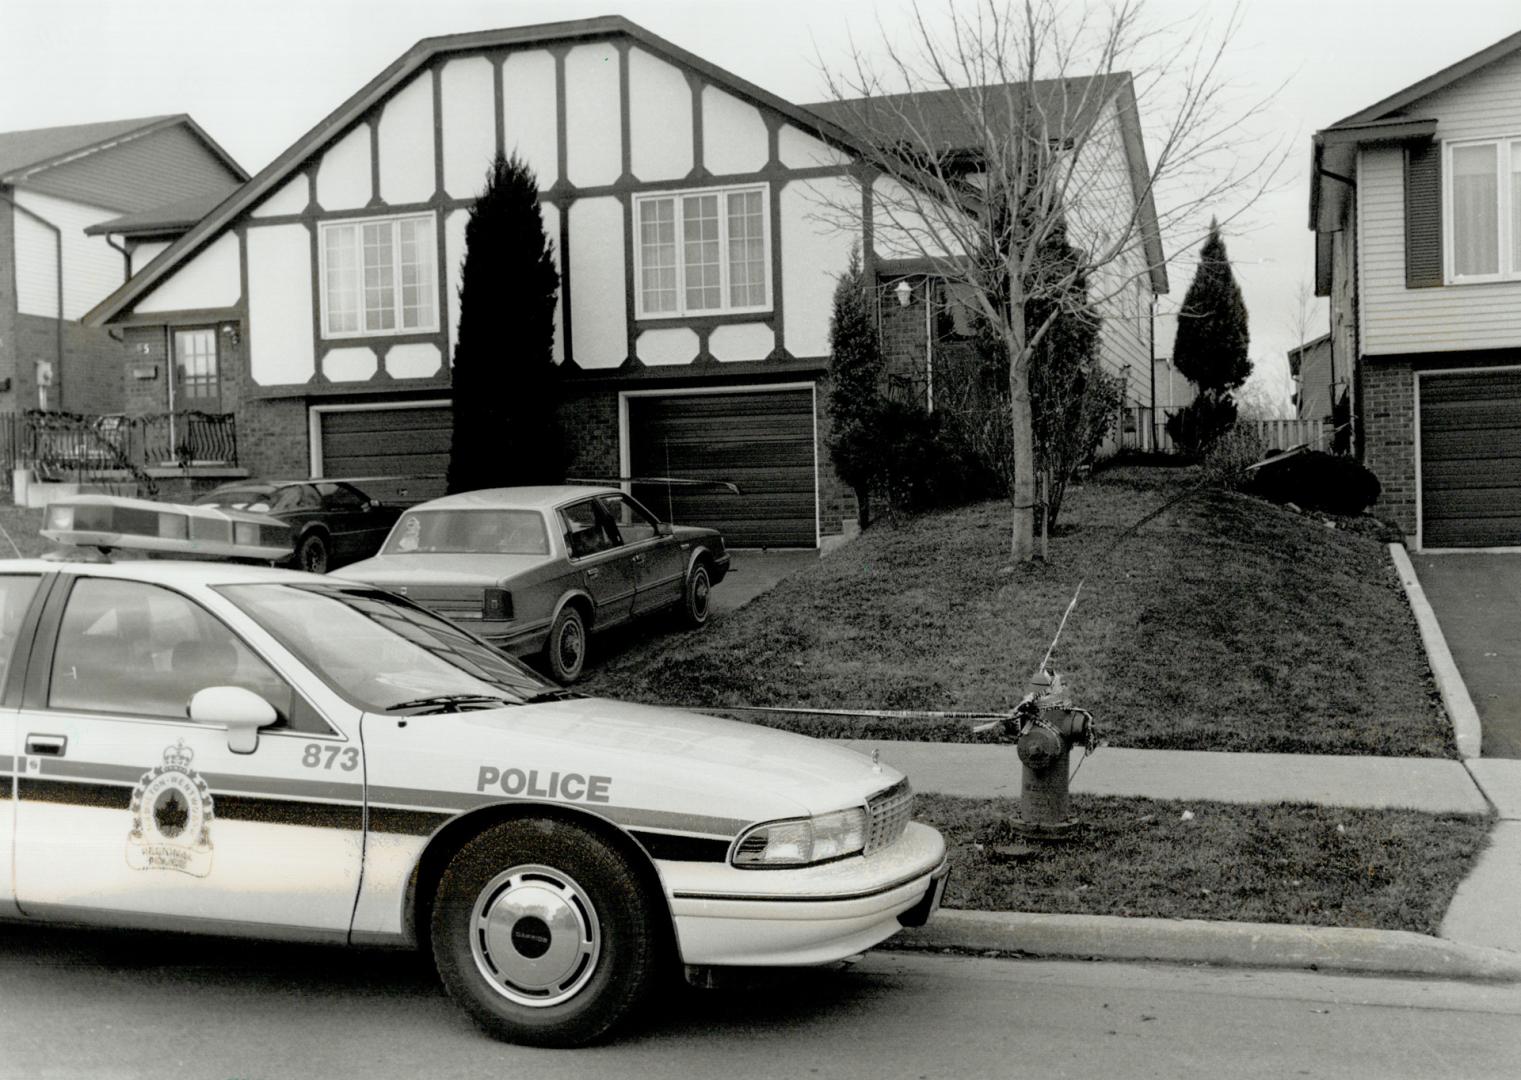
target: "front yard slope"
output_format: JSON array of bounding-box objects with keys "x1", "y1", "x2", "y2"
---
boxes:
[{"x1": 586, "y1": 467, "x2": 1451, "y2": 757}]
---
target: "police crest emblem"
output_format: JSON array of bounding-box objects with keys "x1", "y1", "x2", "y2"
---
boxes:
[{"x1": 127, "y1": 739, "x2": 214, "y2": 876}]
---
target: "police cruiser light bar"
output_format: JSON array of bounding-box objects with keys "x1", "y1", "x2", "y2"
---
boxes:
[{"x1": 41, "y1": 494, "x2": 293, "y2": 562}]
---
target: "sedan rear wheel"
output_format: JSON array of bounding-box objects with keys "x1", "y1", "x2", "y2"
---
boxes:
[
  {"x1": 431, "y1": 819, "x2": 659, "y2": 1047},
  {"x1": 681, "y1": 561, "x2": 711, "y2": 628},
  {"x1": 546, "y1": 604, "x2": 587, "y2": 683}
]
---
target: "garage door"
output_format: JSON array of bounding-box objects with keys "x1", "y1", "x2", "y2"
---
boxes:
[
  {"x1": 316, "y1": 404, "x2": 451, "y2": 504},
  {"x1": 1420, "y1": 370, "x2": 1521, "y2": 547},
  {"x1": 627, "y1": 389, "x2": 816, "y2": 547}
]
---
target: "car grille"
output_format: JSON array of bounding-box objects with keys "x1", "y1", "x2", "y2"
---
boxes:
[{"x1": 864, "y1": 779, "x2": 913, "y2": 855}]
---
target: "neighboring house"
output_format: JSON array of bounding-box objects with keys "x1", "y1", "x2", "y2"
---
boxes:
[
  {"x1": 85, "y1": 16, "x2": 1167, "y2": 548},
  {"x1": 808, "y1": 84, "x2": 1168, "y2": 453},
  {"x1": 1287, "y1": 333, "x2": 1337, "y2": 423},
  {"x1": 1311, "y1": 28, "x2": 1521, "y2": 548},
  {"x1": 0, "y1": 116, "x2": 245, "y2": 416}
]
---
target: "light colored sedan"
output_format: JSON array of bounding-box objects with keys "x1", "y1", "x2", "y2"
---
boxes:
[{"x1": 333, "y1": 486, "x2": 730, "y2": 683}]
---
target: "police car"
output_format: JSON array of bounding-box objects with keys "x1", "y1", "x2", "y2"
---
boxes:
[{"x1": 1, "y1": 495, "x2": 947, "y2": 1047}]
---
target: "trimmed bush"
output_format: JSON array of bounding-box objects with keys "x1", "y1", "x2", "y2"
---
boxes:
[
  {"x1": 1249, "y1": 451, "x2": 1382, "y2": 516},
  {"x1": 1200, "y1": 425, "x2": 1267, "y2": 490}
]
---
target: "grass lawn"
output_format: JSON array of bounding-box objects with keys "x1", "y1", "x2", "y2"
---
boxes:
[
  {"x1": 0, "y1": 505, "x2": 47, "y2": 558},
  {"x1": 920, "y1": 794, "x2": 1490, "y2": 935},
  {"x1": 585, "y1": 466, "x2": 1453, "y2": 756}
]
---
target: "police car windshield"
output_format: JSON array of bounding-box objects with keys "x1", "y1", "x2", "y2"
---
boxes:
[{"x1": 217, "y1": 583, "x2": 552, "y2": 713}]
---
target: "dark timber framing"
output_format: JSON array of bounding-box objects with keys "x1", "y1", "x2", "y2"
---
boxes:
[{"x1": 84, "y1": 16, "x2": 914, "y2": 414}]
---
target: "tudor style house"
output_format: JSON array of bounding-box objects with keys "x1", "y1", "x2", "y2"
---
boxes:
[
  {"x1": 87, "y1": 16, "x2": 1166, "y2": 548},
  {"x1": 1312, "y1": 28, "x2": 1521, "y2": 549},
  {"x1": 1, "y1": 116, "x2": 244, "y2": 416}
]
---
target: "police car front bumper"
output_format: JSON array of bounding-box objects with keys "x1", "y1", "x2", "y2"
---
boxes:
[{"x1": 659, "y1": 822, "x2": 947, "y2": 967}]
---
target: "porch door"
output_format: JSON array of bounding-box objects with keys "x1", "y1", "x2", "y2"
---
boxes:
[{"x1": 173, "y1": 329, "x2": 222, "y2": 413}]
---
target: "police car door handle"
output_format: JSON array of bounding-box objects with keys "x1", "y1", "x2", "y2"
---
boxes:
[
  {"x1": 26, "y1": 734, "x2": 67, "y2": 757},
  {"x1": 585, "y1": 567, "x2": 602, "y2": 580}
]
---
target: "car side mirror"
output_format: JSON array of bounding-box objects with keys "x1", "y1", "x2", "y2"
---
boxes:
[
  {"x1": 188, "y1": 685, "x2": 278, "y2": 754},
  {"x1": 656, "y1": 521, "x2": 674, "y2": 537}
]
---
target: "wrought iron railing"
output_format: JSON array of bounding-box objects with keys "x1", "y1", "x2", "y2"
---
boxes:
[{"x1": 0, "y1": 410, "x2": 238, "y2": 494}]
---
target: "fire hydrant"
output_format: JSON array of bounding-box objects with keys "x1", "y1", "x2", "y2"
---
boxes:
[{"x1": 996, "y1": 669, "x2": 1096, "y2": 840}]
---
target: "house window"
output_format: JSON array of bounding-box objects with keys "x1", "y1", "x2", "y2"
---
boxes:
[
  {"x1": 320, "y1": 214, "x2": 437, "y2": 337},
  {"x1": 1443, "y1": 138, "x2": 1521, "y2": 282},
  {"x1": 634, "y1": 186, "x2": 770, "y2": 317}
]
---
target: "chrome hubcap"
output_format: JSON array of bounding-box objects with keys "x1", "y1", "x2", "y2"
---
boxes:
[
  {"x1": 692, "y1": 572, "x2": 709, "y2": 617},
  {"x1": 470, "y1": 865, "x2": 600, "y2": 1007}
]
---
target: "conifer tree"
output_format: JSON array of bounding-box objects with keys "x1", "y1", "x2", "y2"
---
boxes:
[
  {"x1": 826, "y1": 245, "x2": 885, "y2": 527},
  {"x1": 447, "y1": 152, "x2": 561, "y2": 493},
  {"x1": 1173, "y1": 219, "x2": 1251, "y2": 394}
]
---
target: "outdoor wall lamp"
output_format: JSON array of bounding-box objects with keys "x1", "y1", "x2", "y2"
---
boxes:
[
  {"x1": 894, "y1": 279, "x2": 914, "y2": 307},
  {"x1": 221, "y1": 324, "x2": 241, "y2": 346}
]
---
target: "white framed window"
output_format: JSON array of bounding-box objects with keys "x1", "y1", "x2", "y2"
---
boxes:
[
  {"x1": 1443, "y1": 137, "x2": 1521, "y2": 283},
  {"x1": 634, "y1": 185, "x2": 771, "y2": 318},
  {"x1": 319, "y1": 214, "x2": 438, "y2": 338}
]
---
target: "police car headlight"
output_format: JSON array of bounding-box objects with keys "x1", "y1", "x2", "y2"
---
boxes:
[{"x1": 731, "y1": 808, "x2": 868, "y2": 868}]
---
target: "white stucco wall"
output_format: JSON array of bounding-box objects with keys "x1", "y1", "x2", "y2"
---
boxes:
[
  {"x1": 441, "y1": 57, "x2": 497, "y2": 200},
  {"x1": 252, "y1": 174, "x2": 310, "y2": 218},
  {"x1": 316, "y1": 125, "x2": 372, "y2": 211},
  {"x1": 129, "y1": 240, "x2": 171, "y2": 275},
  {"x1": 629, "y1": 47, "x2": 692, "y2": 181},
  {"x1": 379, "y1": 73, "x2": 436, "y2": 205},
  {"x1": 702, "y1": 86, "x2": 768, "y2": 175},
  {"x1": 246, "y1": 224, "x2": 315, "y2": 385},
  {"x1": 710, "y1": 322, "x2": 774, "y2": 362},
  {"x1": 781, "y1": 176, "x2": 859, "y2": 359},
  {"x1": 778, "y1": 124, "x2": 849, "y2": 170},
  {"x1": 542, "y1": 201, "x2": 564, "y2": 364},
  {"x1": 444, "y1": 207, "x2": 468, "y2": 363},
  {"x1": 135, "y1": 232, "x2": 242, "y2": 314},
  {"x1": 565, "y1": 44, "x2": 622, "y2": 187},
  {"x1": 568, "y1": 196, "x2": 627, "y2": 368},
  {"x1": 637, "y1": 327, "x2": 699, "y2": 366},
  {"x1": 324, "y1": 346, "x2": 378, "y2": 382},
  {"x1": 502, "y1": 49, "x2": 559, "y2": 189},
  {"x1": 12, "y1": 189, "x2": 124, "y2": 320},
  {"x1": 386, "y1": 343, "x2": 441, "y2": 379}
]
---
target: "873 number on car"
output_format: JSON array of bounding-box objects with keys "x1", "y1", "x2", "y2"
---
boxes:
[{"x1": 302, "y1": 744, "x2": 360, "y2": 771}]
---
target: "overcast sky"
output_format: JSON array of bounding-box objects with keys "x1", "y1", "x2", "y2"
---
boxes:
[{"x1": 5, "y1": 0, "x2": 1520, "y2": 414}]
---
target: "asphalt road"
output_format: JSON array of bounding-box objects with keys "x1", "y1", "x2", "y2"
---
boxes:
[{"x1": 2, "y1": 924, "x2": 1519, "y2": 1080}]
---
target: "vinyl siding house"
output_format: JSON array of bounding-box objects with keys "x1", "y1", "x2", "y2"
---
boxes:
[
  {"x1": 87, "y1": 16, "x2": 1167, "y2": 547},
  {"x1": 1312, "y1": 28, "x2": 1521, "y2": 548},
  {"x1": 1288, "y1": 333, "x2": 1336, "y2": 424},
  {"x1": 0, "y1": 116, "x2": 245, "y2": 416}
]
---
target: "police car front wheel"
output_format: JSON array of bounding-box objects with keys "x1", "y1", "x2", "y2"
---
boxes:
[{"x1": 431, "y1": 818, "x2": 660, "y2": 1047}]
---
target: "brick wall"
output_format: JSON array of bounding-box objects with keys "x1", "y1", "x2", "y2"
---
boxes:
[
  {"x1": 1360, "y1": 358, "x2": 1415, "y2": 535},
  {"x1": 237, "y1": 396, "x2": 309, "y2": 478},
  {"x1": 558, "y1": 389, "x2": 619, "y2": 477}
]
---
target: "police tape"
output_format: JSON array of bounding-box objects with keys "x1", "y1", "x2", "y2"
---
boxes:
[{"x1": 697, "y1": 703, "x2": 1017, "y2": 722}]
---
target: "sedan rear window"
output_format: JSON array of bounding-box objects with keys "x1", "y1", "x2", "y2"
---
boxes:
[{"x1": 382, "y1": 510, "x2": 550, "y2": 555}]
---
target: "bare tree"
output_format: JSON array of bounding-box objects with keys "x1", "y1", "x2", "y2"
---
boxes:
[{"x1": 814, "y1": 0, "x2": 1281, "y2": 559}]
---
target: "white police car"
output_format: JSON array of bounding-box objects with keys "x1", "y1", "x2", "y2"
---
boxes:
[{"x1": 1, "y1": 496, "x2": 947, "y2": 1047}]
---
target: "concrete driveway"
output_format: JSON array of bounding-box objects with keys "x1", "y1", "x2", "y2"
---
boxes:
[
  {"x1": 1411, "y1": 553, "x2": 1521, "y2": 758},
  {"x1": 710, "y1": 548, "x2": 819, "y2": 616}
]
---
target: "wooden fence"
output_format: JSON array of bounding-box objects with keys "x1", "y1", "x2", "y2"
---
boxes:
[{"x1": 1120, "y1": 408, "x2": 1329, "y2": 454}]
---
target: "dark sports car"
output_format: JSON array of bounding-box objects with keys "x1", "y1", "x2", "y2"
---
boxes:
[{"x1": 192, "y1": 479, "x2": 404, "y2": 573}]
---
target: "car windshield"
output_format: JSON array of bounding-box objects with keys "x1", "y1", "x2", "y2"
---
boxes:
[
  {"x1": 196, "y1": 488, "x2": 275, "y2": 512},
  {"x1": 217, "y1": 582, "x2": 553, "y2": 712},
  {"x1": 382, "y1": 509, "x2": 550, "y2": 556}
]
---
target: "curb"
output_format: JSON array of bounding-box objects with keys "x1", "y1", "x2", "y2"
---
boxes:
[
  {"x1": 891, "y1": 909, "x2": 1521, "y2": 981},
  {"x1": 1388, "y1": 544, "x2": 1483, "y2": 760}
]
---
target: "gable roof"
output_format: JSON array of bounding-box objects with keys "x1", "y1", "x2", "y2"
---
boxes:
[
  {"x1": 1310, "y1": 28, "x2": 1521, "y2": 256},
  {"x1": 84, "y1": 15, "x2": 867, "y2": 326},
  {"x1": 83, "y1": 189, "x2": 239, "y2": 239},
  {"x1": 0, "y1": 114, "x2": 246, "y2": 187},
  {"x1": 806, "y1": 74, "x2": 1168, "y2": 294}
]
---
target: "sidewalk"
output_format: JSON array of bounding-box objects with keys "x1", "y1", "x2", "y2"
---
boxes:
[{"x1": 829, "y1": 739, "x2": 1521, "y2": 980}]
